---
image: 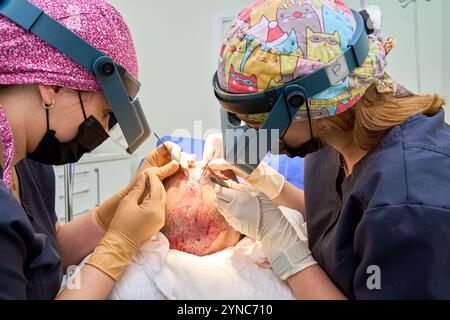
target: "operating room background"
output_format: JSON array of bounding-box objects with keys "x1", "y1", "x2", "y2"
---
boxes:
[
  {"x1": 106, "y1": 0, "x2": 450, "y2": 154},
  {"x1": 54, "y1": 0, "x2": 450, "y2": 221}
]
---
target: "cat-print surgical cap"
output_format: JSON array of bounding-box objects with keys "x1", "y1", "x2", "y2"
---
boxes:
[{"x1": 217, "y1": 0, "x2": 411, "y2": 123}]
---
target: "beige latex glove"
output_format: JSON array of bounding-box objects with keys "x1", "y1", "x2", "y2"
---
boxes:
[
  {"x1": 86, "y1": 171, "x2": 166, "y2": 281},
  {"x1": 96, "y1": 142, "x2": 181, "y2": 230},
  {"x1": 214, "y1": 182, "x2": 317, "y2": 280},
  {"x1": 202, "y1": 133, "x2": 285, "y2": 200}
]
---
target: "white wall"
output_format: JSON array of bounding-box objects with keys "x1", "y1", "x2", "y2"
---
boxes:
[
  {"x1": 107, "y1": 0, "x2": 253, "y2": 161},
  {"x1": 443, "y1": 0, "x2": 450, "y2": 123},
  {"x1": 346, "y1": 0, "x2": 445, "y2": 95},
  {"x1": 106, "y1": 0, "x2": 449, "y2": 163}
]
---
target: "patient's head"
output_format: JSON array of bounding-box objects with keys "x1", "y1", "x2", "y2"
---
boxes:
[{"x1": 162, "y1": 162, "x2": 241, "y2": 256}]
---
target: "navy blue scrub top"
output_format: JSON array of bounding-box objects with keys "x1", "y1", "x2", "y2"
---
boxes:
[
  {"x1": 0, "y1": 160, "x2": 63, "y2": 300},
  {"x1": 304, "y1": 109, "x2": 450, "y2": 299}
]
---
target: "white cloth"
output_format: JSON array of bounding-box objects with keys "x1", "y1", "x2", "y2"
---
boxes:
[{"x1": 107, "y1": 207, "x2": 303, "y2": 300}]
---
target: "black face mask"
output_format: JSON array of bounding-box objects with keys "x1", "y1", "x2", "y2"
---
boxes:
[
  {"x1": 275, "y1": 105, "x2": 324, "y2": 158},
  {"x1": 278, "y1": 137, "x2": 324, "y2": 158},
  {"x1": 28, "y1": 92, "x2": 109, "y2": 165}
]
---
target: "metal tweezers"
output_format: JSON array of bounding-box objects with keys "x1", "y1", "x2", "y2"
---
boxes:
[
  {"x1": 145, "y1": 174, "x2": 151, "y2": 196},
  {"x1": 200, "y1": 145, "x2": 219, "y2": 178}
]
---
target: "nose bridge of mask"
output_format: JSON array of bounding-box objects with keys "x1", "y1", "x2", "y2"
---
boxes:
[
  {"x1": 75, "y1": 91, "x2": 110, "y2": 150},
  {"x1": 77, "y1": 116, "x2": 109, "y2": 151}
]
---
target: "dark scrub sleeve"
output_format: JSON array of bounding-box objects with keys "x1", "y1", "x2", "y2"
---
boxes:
[
  {"x1": 0, "y1": 161, "x2": 62, "y2": 300},
  {"x1": 17, "y1": 160, "x2": 58, "y2": 225},
  {"x1": 0, "y1": 185, "x2": 29, "y2": 299},
  {"x1": 354, "y1": 205, "x2": 450, "y2": 299}
]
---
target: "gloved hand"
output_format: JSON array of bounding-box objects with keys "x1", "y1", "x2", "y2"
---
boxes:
[
  {"x1": 138, "y1": 142, "x2": 183, "y2": 177},
  {"x1": 86, "y1": 171, "x2": 166, "y2": 281},
  {"x1": 96, "y1": 142, "x2": 181, "y2": 230},
  {"x1": 214, "y1": 182, "x2": 317, "y2": 280},
  {"x1": 208, "y1": 159, "x2": 285, "y2": 200},
  {"x1": 201, "y1": 133, "x2": 225, "y2": 165},
  {"x1": 179, "y1": 152, "x2": 196, "y2": 169},
  {"x1": 202, "y1": 133, "x2": 285, "y2": 200}
]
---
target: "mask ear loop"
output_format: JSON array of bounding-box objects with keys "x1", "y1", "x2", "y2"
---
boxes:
[
  {"x1": 43, "y1": 99, "x2": 55, "y2": 131},
  {"x1": 78, "y1": 91, "x2": 87, "y2": 120},
  {"x1": 305, "y1": 101, "x2": 314, "y2": 140},
  {"x1": 45, "y1": 108, "x2": 50, "y2": 131}
]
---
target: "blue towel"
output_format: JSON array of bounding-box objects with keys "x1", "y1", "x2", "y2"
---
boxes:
[{"x1": 152, "y1": 136, "x2": 304, "y2": 190}]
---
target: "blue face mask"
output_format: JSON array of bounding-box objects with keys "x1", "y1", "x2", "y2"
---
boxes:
[{"x1": 28, "y1": 92, "x2": 109, "y2": 165}]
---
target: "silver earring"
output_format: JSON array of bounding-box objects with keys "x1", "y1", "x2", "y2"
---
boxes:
[{"x1": 43, "y1": 99, "x2": 55, "y2": 110}]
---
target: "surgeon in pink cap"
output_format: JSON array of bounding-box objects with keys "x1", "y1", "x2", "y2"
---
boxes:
[{"x1": 0, "y1": 0, "x2": 181, "y2": 299}]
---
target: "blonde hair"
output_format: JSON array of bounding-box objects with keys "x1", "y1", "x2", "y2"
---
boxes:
[{"x1": 321, "y1": 85, "x2": 446, "y2": 151}]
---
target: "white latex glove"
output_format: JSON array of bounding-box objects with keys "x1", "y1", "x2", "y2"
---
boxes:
[
  {"x1": 179, "y1": 152, "x2": 196, "y2": 169},
  {"x1": 214, "y1": 182, "x2": 317, "y2": 280},
  {"x1": 201, "y1": 133, "x2": 224, "y2": 165},
  {"x1": 202, "y1": 133, "x2": 285, "y2": 200},
  {"x1": 209, "y1": 159, "x2": 285, "y2": 200}
]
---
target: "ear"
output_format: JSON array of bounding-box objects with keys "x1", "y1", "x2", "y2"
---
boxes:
[
  {"x1": 230, "y1": 65, "x2": 236, "y2": 73},
  {"x1": 306, "y1": 27, "x2": 313, "y2": 37},
  {"x1": 289, "y1": 30, "x2": 297, "y2": 41},
  {"x1": 260, "y1": 15, "x2": 269, "y2": 25},
  {"x1": 37, "y1": 85, "x2": 62, "y2": 105},
  {"x1": 333, "y1": 31, "x2": 340, "y2": 42}
]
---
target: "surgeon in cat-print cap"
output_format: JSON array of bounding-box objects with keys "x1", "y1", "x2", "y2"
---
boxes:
[{"x1": 207, "y1": 0, "x2": 450, "y2": 299}]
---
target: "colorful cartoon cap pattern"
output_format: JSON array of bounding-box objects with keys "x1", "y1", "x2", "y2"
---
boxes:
[
  {"x1": 0, "y1": 0, "x2": 138, "y2": 92},
  {"x1": 217, "y1": 0, "x2": 410, "y2": 123}
]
